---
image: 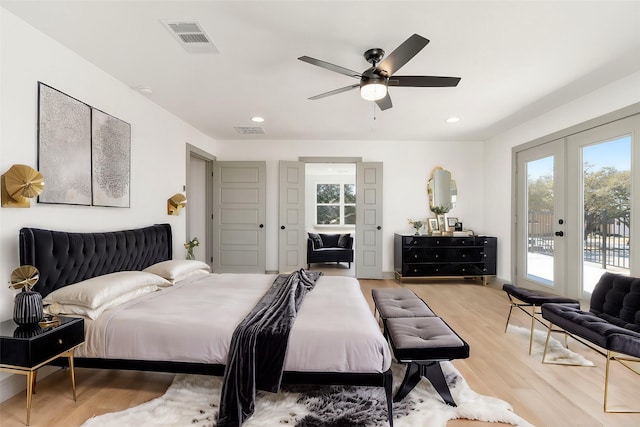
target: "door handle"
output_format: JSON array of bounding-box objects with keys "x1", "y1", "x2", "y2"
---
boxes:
[
  {"x1": 377, "y1": 226, "x2": 382, "y2": 230},
  {"x1": 259, "y1": 224, "x2": 264, "y2": 228},
  {"x1": 280, "y1": 225, "x2": 285, "y2": 230},
  {"x1": 555, "y1": 231, "x2": 564, "y2": 237}
]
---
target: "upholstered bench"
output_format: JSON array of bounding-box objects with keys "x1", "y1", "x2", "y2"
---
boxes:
[
  {"x1": 371, "y1": 288, "x2": 436, "y2": 321},
  {"x1": 503, "y1": 284, "x2": 580, "y2": 354},
  {"x1": 541, "y1": 272, "x2": 640, "y2": 412},
  {"x1": 386, "y1": 316, "x2": 469, "y2": 405}
]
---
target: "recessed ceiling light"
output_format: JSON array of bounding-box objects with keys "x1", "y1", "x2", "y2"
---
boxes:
[
  {"x1": 446, "y1": 117, "x2": 460, "y2": 123},
  {"x1": 251, "y1": 116, "x2": 265, "y2": 123}
]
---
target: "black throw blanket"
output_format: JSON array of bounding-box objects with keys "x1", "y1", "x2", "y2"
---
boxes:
[{"x1": 217, "y1": 269, "x2": 323, "y2": 427}]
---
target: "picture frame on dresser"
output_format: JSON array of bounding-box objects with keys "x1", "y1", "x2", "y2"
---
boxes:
[
  {"x1": 437, "y1": 215, "x2": 446, "y2": 232},
  {"x1": 428, "y1": 218, "x2": 439, "y2": 232},
  {"x1": 446, "y1": 216, "x2": 458, "y2": 231}
]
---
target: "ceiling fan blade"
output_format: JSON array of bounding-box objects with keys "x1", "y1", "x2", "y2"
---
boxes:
[
  {"x1": 376, "y1": 34, "x2": 430, "y2": 77},
  {"x1": 309, "y1": 84, "x2": 360, "y2": 100},
  {"x1": 298, "y1": 56, "x2": 361, "y2": 79},
  {"x1": 375, "y1": 93, "x2": 393, "y2": 111},
  {"x1": 389, "y1": 76, "x2": 461, "y2": 87}
]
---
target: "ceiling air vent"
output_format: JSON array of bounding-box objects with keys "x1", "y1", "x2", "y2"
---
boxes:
[
  {"x1": 161, "y1": 20, "x2": 219, "y2": 53},
  {"x1": 234, "y1": 126, "x2": 265, "y2": 135}
]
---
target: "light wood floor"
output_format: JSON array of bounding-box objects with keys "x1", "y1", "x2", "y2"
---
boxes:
[{"x1": 1, "y1": 278, "x2": 638, "y2": 427}]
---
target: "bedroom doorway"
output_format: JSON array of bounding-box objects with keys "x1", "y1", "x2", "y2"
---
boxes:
[
  {"x1": 305, "y1": 162, "x2": 356, "y2": 277},
  {"x1": 186, "y1": 144, "x2": 215, "y2": 268},
  {"x1": 280, "y1": 157, "x2": 383, "y2": 279}
]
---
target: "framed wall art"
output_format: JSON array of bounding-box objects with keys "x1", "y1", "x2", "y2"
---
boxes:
[
  {"x1": 37, "y1": 82, "x2": 131, "y2": 208},
  {"x1": 37, "y1": 82, "x2": 92, "y2": 205},
  {"x1": 91, "y1": 109, "x2": 131, "y2": 207}
]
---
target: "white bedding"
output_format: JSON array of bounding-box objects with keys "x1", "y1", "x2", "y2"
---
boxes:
[{"x1": 77, "y1": 273, "x2": 392, "y2": 373}]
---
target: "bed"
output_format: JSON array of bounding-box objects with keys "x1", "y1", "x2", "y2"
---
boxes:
[{"x1": 19, "y1": 224, "x2": 394, "y2": 425}]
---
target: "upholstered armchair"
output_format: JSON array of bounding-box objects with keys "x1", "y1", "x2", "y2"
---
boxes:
[{"x1": 307, "y1": 233, "x2": 354, "y2": 269}]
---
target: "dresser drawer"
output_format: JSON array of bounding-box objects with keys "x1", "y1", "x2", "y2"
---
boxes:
[
  {"x1": 402, "y1": 262, "x2": 495, "y2": 277},
  {"x1": 1, "y1": 318, "x2": 84, "y2": 368}
]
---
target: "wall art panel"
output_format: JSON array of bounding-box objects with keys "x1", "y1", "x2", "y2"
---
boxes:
[
  {"x1": 91, "y1": 109, "x2": 131, "y2": 207},
  {"x1": 37, "y1": 82, "x2": 91, "y2": 205}
]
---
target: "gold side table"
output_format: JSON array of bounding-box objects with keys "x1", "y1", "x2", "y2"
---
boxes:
[{"x1": 0, "y1": 316, "x2": 84, "y2": 426}]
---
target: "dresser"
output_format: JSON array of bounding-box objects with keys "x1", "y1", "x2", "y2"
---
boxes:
[{"x1": 394, "y1": 234, "x2": 497, "y2": 285}]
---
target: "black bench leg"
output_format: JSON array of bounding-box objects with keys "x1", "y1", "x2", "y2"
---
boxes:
[
  {"x1": 393, "y1": 362, "x2": 421, "y2": 402},
  {"x1": 394, "y1": 362, "x2": 457, "y2": 407},
  {"x1": 423, "y1": 362, "x2": 456, "y2": 407},
  {"x1": 383, "y1": 368, "x2": 394, "y2": 427}
]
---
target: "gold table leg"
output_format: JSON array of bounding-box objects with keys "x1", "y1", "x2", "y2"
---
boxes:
[
  {"x1": 67, "y1": 350, "x2": 77, "y2": 401},
  {"x1": 25, "y1": 371, "x2": 34, "y2": 426}
]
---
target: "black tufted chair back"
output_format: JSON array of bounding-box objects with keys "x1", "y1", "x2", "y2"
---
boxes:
[
  {"x1": 19, "y1": 224, "x2": 172, "y2": 298},
  {"x1": 589, "y1": 272, "x2": 640, "y2": 332}
]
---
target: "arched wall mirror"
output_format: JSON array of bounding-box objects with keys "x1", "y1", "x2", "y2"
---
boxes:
[{"x1": 428, "y1": 167, "x2": 457, "y2": 213}]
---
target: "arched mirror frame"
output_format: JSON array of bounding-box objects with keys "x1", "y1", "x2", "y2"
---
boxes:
[{"x1": 427, "y1": 167, "x2": 457, "y2": 213}]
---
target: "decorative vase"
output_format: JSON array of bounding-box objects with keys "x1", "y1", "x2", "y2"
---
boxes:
[
  {"x1": 186, "y1": 248, "x2": 194, "y2": 260},
  {"x1": 13, "y1": 290, "x2": 43, "y2": 327}
]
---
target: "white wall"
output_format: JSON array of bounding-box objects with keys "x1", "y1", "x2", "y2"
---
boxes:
[
  {"x1": 213, "y1": 139, "x2": 486, "y2": 273},
  {"x1": 0, "y1": 10, "x2": 219, "y2": 399},
  {"x1": 483, "y1": 71, "x2": 640, "y2": 282}
]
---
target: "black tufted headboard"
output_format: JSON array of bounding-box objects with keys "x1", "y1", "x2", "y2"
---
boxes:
[{"x1": 19, "y1": 224, "x2": 172, "y2": 298}]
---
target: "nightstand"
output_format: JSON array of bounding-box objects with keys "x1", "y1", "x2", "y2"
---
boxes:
[{"x1": 0, "y1": 316, "x2": 84, "y2": 426}]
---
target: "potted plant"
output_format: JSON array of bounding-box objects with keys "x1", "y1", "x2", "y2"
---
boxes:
[
  {"x1": 408, "y1": 219, "x2": 425, "y2": 235},
  {"x1": 184, "y1": 237, "x2": 200, "y2": 260}
]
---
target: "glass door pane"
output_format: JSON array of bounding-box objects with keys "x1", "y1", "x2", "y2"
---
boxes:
[
  {"x1": 526, "y1": 156, "x2": 555, "y2": 285},
  {"x1": 581, "y1": 136, "x2": 631, "y2": 293},
  {"x1": 516, "y1": 139, "x2": 565, "y2": 293}
]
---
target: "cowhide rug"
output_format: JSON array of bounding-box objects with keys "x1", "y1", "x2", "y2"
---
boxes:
[
  {"x1": 81, "y1": 361, "x2": 534, "y2": 427},
  {"x1": 506, "y1": 325, "x2": 594, "y2": 366}
]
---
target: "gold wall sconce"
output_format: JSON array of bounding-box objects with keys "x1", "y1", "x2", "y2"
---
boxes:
[
  {"x1": 1, "y1": 164, "x2": 45, "y2": 208},
  {"x1": 167, "y1": 193, "x2": 187, "y2": 215}
]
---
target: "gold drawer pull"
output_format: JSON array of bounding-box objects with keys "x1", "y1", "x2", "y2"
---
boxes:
[{"x1": 58, "y1": 339, "x2": 63, "y2": 345}]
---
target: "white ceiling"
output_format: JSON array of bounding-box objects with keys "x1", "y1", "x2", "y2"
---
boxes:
[{"x1": 3, "y1": 0, "x2": 640, "y2": 142}]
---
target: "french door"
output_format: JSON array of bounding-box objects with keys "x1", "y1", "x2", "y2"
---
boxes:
[
  {"x1": 567, "y1": 116, "x2": 638, "y2": 298},
  {"x1": 516, "y1": 139, "x2": 567, "y2": 294},
  {"x1": 515, "y1": 113, "x2": 639, "y2": 298}
]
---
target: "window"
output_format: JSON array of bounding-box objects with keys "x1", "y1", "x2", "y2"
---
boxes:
[{"x1": 316, "y1": 183, "x2": 356, "y2": 225}]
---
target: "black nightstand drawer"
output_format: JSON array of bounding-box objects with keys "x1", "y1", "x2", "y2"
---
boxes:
[{"x1": 0, "y1": 317, "x2": 84, "y2": 368}]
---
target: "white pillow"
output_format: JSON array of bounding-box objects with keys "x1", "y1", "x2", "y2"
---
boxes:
[
  {"x1": 143, "y1": 260, "x2": 211, "y2": 284},
  {"x1": 43, "y1": 271, "x2": 170, "y2": 308},
  {"x1": 45, "y1": 284, "x2": 158, "y2": 319}
]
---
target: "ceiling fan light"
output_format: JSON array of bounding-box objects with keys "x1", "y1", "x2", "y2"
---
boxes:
[{"x1": 360, "y1": 82, "x2": 387, "y2": 101}]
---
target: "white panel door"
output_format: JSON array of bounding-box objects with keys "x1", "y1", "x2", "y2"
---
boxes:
[
  {"x1": 356, "y1": 162, "x2": 383, "y2": 279},
  {"x1": 278, "y1": 161, "x2": 305, "y2": 273},
  {"x1": 212, "y1": 161, "x2": 266, "y2": 273}
]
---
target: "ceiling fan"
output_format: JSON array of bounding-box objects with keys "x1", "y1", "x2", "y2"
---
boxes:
[{"x1": 298, "y1": 34, "x2": 460, "y2": 111}]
